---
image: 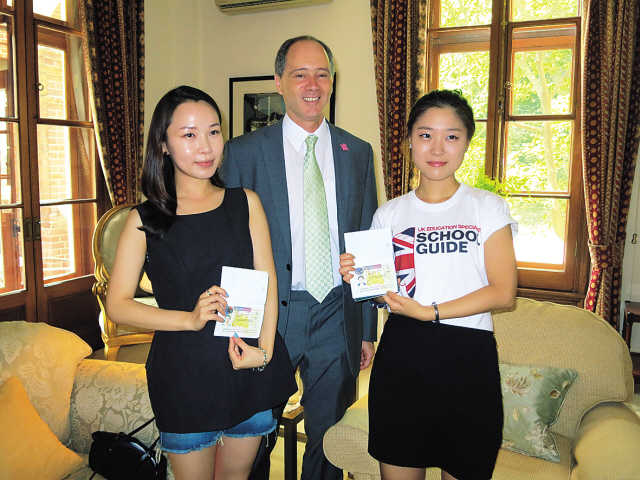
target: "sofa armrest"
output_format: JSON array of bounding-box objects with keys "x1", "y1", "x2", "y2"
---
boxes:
[
  {"x1": 571, "y1": 402, "x2": 640, "y2": 480},
  {"x1": 324, "y1": 394, "x2": 379, "y2": 476},
  {"x1": 69, "y1": 359, "x2": 156, "y2": 455}
]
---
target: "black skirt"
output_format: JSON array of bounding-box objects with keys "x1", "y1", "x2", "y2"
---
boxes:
[{"x1": 368, "y1": 314, "x2": 503, "y2": 480}]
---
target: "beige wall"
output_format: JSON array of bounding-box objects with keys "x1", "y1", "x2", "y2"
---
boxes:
[
  {"x1": 146, "y1": 2, "x2": 640, "y2": 349},
  {"x1": 145, "y1": 0, "x2": 386, "y2": 204},
  {"x1": 621, "y1": 149, "x2": 640, "y2": 352}
]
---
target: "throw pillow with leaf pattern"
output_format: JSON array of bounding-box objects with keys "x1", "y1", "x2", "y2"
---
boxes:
[{"x1": 500, "y1": 363, "x2": 578, "y2": 462}]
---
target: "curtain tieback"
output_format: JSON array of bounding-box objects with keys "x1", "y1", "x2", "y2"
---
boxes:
[{"x1": 588, "y1": 240, "x2": 624, "y2": 270}]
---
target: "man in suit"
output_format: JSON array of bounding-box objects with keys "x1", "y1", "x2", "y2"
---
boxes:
[{"x1": 220, "y1": 36, "x2": 378, "y2": 480}]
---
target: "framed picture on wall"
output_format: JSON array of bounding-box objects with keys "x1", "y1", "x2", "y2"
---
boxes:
[{"x1": 228, "y1": 74, "x2": 336, "y2": 139}]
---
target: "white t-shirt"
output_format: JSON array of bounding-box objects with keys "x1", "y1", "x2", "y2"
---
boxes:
[{"x1": 371, "y1": 183, "x2": 518, "y2": 331}]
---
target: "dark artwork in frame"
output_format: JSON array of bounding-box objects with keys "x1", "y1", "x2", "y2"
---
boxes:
[
  {"x1": 243, "y1": 91, "x2": 286, "y2": 133},
  {"x1": 228, "y1": 74, "x2": 336, "y2": 139}
]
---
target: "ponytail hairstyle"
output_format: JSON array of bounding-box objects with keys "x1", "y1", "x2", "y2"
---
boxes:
[
  {"x1": 139, "y1": 86, "x2": 224, "y2": 237},
  {"x1": 406, "y1": 89, "x2": 475, "y2": 143}
]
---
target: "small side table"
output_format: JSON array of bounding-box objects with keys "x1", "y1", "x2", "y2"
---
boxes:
[
  {"x1": 279, "y1": 405, "x2": 306, "y2": 480},
  {"x1": 623, "y1": 300, "x2": 640, "y2": 382}
]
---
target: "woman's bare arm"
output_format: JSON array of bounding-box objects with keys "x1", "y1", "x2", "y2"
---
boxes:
[
  {"x1": 106, "y1": 209, "x2": 224, "y2": 331},
  {"x1": 228, "y1": 189, "x2": 279, "y2": 369},
  {"x1": 384, "y1": 225, "x2": 517, "y2": 321}
]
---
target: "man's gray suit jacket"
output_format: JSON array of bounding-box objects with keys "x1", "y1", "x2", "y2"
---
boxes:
[{"x1": 220, "y1": 120, "x2": 378, "y2": 377}]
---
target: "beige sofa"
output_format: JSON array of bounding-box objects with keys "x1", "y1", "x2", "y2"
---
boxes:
[
  {"x1": 324, "y1": 298, "x2": 640, "y2": 480},
  {"x1": 0, "y1": 320, "x2": 173, "y2": 480}
]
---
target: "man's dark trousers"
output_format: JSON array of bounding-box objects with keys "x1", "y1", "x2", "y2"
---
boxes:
[{"x1": 249, "y1": 287, "x2": 356, "y2": 480}]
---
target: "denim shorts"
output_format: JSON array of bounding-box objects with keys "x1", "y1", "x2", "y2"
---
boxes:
[{"x1": 159, "y1": 409, "x2": 276, "y2": 454}]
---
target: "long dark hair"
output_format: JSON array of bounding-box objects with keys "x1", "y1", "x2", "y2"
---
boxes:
[{"x1": 140, "y1": 86, "x2": 224, "y2": 237}]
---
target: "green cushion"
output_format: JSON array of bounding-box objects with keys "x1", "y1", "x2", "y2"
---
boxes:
[{"x1": 500, "y1": 363, "x2": 578, "y2": 462}]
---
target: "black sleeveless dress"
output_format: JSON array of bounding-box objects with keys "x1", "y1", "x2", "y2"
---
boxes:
[{"x1": 136, "y1": 188, "x2": 297, "y2": 434}]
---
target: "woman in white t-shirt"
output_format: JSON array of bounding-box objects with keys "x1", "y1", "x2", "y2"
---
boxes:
[{"x1": 340, "y1": 90, "x2": 517, "y2": 480}]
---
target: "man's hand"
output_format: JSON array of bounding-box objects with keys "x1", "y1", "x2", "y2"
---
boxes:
[{"x1": 360, "y1": 341, "x2": 375, "y2": 370}]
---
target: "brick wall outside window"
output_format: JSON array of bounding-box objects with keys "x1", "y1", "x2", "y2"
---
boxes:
[{"x1": 38, "y1": 45, "x2": 70, "y2": 279}]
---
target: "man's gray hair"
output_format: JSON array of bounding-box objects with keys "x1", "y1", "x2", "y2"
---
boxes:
[{"x1": 274, "y1": 35, "x2": 335, "y2": 77}]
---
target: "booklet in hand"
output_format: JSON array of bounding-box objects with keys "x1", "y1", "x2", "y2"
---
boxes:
[
  {"x1": 213, "y1": 266, "x2": 268, "y2": 339},
  {"x1": 344, "y1": 228, "x2": 398, "y2": 302}
]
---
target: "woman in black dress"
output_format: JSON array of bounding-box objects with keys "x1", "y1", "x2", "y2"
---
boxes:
[{"x1": 107, "y1": 86, "x2": 296, "y2": 480}]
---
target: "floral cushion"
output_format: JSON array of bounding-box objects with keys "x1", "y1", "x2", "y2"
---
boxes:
[
  {"x1": 0, "y1": 321, "x2": 92, "y2": 444},
  {"x1": 69, "y1": 359, "x2": 174, "y2": 479},
  {"x1": 500, "y1": 362, "x2": 578, "y2": 462},
  {"x1": 69, "y1": 359, "x2": 155, "y2": 454}
]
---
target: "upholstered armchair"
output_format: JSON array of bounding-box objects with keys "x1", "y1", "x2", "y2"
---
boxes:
[
  {"x1": 92, "y1": 204, "x2": 156, "y2": 361},
  {"x1": 0, "y1": 320, "x2": 173, "y2": 479},
  {"x1": 324, "y1": 298, "x2": 640, "y2": 480}
]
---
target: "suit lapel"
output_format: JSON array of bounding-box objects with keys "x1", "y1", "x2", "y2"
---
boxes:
[
  {"x1": 260, "y1": 123, "x2": 292, "y2": 256},
  {"x1": 330, "y1": 123, "x2": 350, "y2": 253}
]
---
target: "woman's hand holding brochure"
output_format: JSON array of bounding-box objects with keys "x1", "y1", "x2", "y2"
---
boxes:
[
  {"x1": 228, "y1": 333, "x2": 268, "y2": 370},
  {"x1": 343, "y1": 228, "x2": 399, "y2": 302},
  {"x1": 382, "y1": 291, "x2": 430, "y2": 320},
  {"x1": 213, "y1": 266, "x2": 269, "y2": 339},
  {"x1": 339, "y1": 253, "x2": 357, "y2": 283},
  {"x1": 341, "y1": 253, "x2": 428, "y2": 319}
]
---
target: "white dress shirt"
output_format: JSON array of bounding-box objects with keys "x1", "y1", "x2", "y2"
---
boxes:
[{"x1": 282, "y1": 114, "x2": 342, "y2": 292}]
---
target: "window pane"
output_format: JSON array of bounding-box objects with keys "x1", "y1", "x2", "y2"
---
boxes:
[
  {"x1": 0, "y1": 15, "x2": 16, "y2": 117},
  {"x1": 0, "y1": 122, "x2": 20, "y2": 204},
  {"x1": 41, "y1": 202, "x2": 96, "y2": 282},
  {"x1": 38, "y1": 27, "x2": 90, "y2": 121},
  {"x1": 440, "y1": 0, "x2": 492, "y2": 27},
  {"x1": 34, "y1": 0, "x2": 79, "y2": 29},
  {"x1": 456, "y1": 122, "x2": 487, "y2": 187},
  {"x1": 508, "y1": 196, "x2": 566, "y2": 265},
  {"x1": 511, "y1": 0, "x2": 579, "y2": 22},
  {"x1": 37, "y1": 125, "x2": 96, "y2": 202},
  {"x1": 505, "y1": 121, "x2": 572, "y2": 192},
  {"x1": 439, "y1": 51, "x2": 490, "y2": 118},
  {"x1": 511, "y1": 26, "x2": 576, "y2": 116},
  {"x1": 0, "y1": 207, "x2": 25, "y2": 292}
]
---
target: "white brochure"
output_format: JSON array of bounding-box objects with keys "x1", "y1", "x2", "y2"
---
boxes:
[
  {"x1": 213, "y1": 266, "x2": 268, "y2": 338},
  {"x1": 344, "y1": 228, "x2": 398, "y2": 302}
]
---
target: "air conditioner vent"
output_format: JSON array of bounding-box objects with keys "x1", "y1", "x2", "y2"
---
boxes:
[{"x1": 216, "y1": 0, "x2": 332, "y2": 15}]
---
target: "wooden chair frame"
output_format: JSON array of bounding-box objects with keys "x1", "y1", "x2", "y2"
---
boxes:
[{"x1": 92, "y1": 204, "x2": 154, "y2": 361}]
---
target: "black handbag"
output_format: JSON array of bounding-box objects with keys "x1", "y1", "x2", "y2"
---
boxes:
[{"x1": 89, "y1": 417, "x2": 167, "y2": 480}]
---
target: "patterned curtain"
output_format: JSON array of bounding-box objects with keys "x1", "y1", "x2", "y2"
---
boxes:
[
  {"x1": 582, "y1": 0, "x2": 640, "y2": 327},
  {"x1": 370, "y1": 0, "x2": 427, "y2": 201},
  {"x1": 79, "y1": 0, "x2": 145, "y2": 206}
]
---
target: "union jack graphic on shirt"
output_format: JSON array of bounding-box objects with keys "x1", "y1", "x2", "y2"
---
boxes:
[{"x1": 393, "y1": 227, "x2": 416, "y2": 298}]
